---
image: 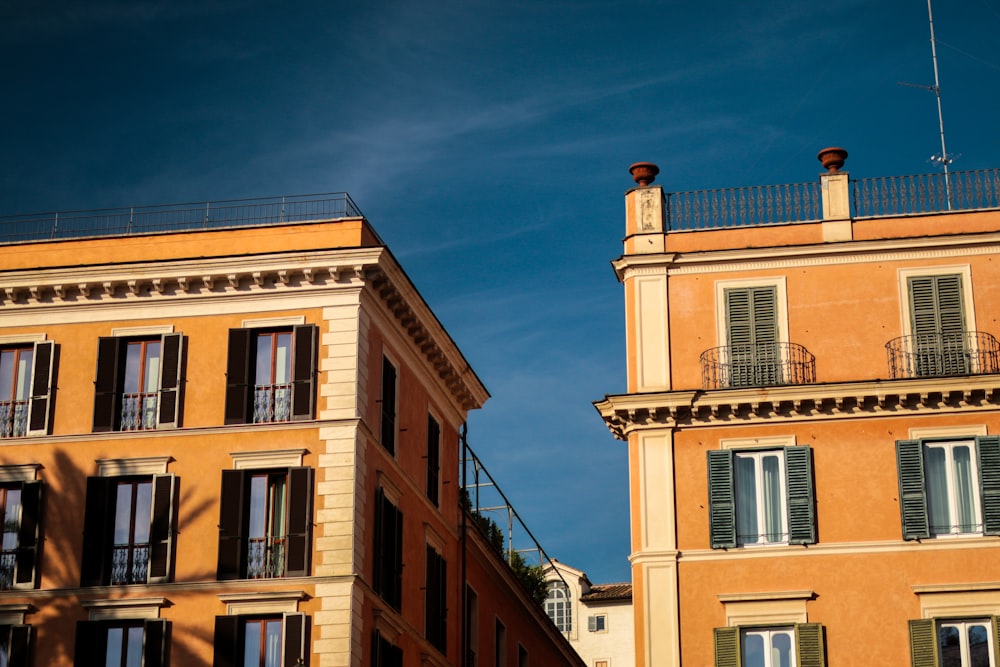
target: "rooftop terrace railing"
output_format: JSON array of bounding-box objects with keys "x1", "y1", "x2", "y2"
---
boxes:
[
  {"x1": 852, "y1": 169, "x2": 1000, "y2": 217},
  {"x1": 0, "y1": 192, "x2": 362, "y2": 245},
  {"x1": 666, "y1": 181, "x2": 821, "y2": 230}
]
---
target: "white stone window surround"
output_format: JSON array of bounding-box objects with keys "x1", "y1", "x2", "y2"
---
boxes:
[
  {"x1": 913, "y1": 583, "x2": 1000, "y2": 618},
  {"x1": 111, "y1": 325, "x2": 174, "y2": 337},
  {"x1": 0, "y1": 604, "x2": 34, "y2": 626},
  {"x1": 714, "y1": 276, "x2": 789, "y2": 348},
  {"x1": 97, "y1": 457, "x2": 171, "y2": 477},
  {"x1": 241, "y1": 316, "x2": 306, "y2": 329},
  {"x1": 909, "y1": 424, "x2": 987, "y2": 440},
  {"x1": 896, "y1": 265, "x2": 976, "y2": 337},
  {"x1": 218, "y1": 591, "x2": 306, "y2": 615},
  {"x1": 0, "y1": 334, "x2": 47, "y2": 345},
  {"x1": 718, "y1": 590, "x2": 814, "y2": 627},
  {"x1": 230, "y1": 449, "x2": 306, "y2": 470},
  {"x1": 0, "y1": 465, "x2": 41, "y2": 482},
  {"x1": 82, "y1": 597, "x2": 168, "y2": 621}
]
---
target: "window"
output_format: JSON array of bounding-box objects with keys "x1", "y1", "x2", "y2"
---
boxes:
[
  {"x1": 596, "y1": 661, "x2": 609, "y2": 667},
  {"x1": 466, "y1": 586, "x2": 479, "y2": 667},
  {"x1": 909, "y1": 617, "x2": 999, "y2": 666},
  {"x1": 0, "y1": 625, "x2": 30, "y2": 667},
  {"x1": 373, "y1": 487, "x2": 402, "y2": 609},
  {"x1": 81, "y1": 475, "x2": 177, "y2": 586},
  {"x1": 588, "y1": 615, "x2": 607, "y2": 632},
  {"x1": 518, "y1": 644, "x2": 528, "y2": 667},
  {"x1": 708, "y1": 447, "x2": 815, "y2": 548},
  {"x1": 380, "y1": 355, "x2": 397, "y2": 454},
  {"x1": 714, "y1": 624, "x2": 825, "y2": 667},
  {"x1": 0, "y1": 482, "x2": 40, "y2": 590},
  {"x1": 908, "y1": 274, "x2": 970, "y2": 376},
  {"x1": 372, "y1": 629, "x2": 402, "y2": 667},
  {"x1": 93, "y1": 334, "x2": 183, "y2": 432},
  {"x1": 495, "y1": 618, "x2": 506, "y2": 667},
  {"x1": 725, "y1": 285, "x2": 780, "y2": 387},
  {"x1": 425, "y1": 545, "x2": 447, "y2": 651},
  {"x1": 0, "y1": 341, "x2": 54, "y2": 438},
  {"x1": 224, "y1": 326, "x2": 317, "y2": 424},
  {"x1": 213, "y1": 613, "x2": 307, "y2": 667},
  {"x1": 427, "y1": 414, "x2": 440, "y2": 506},
  {"x1": 73, "y1": 619, "x2": 168, "y2": 667},
  {"x1": 217, "y1": 467, "x2": 313, "y2": 580},
  {"x1": 545, "y1": 582, "x2": 572, "y2": 633},
  {"x1": 897, "y1": 437, "x2": 1000, "y2": 539}
]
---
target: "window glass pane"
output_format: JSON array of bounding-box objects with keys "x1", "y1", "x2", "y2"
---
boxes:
[
  {"x1": 925, "y1": 446, "x2": 950, "y2": 534},
  {"x1": 968, "y1": 623, "x2": 990, "y2": 667},
  {"x1": 124, "y1": 343, "x2": 143, "y2": 393},
  {"x1": 2, "y1": 488, "x2": 21, "y2": 551},
  {"x1": 0, "y1": 350, "x2": 14, "y2": 400},
  {"x1": 144, "y1": 341, "x2": 161, "y2": 393},
  {"x1": 105, "y1": 627, "x2": 124, "y2": 667},
  {"x1": 14, "y1": 350, "x2": 31, "y2": 400},
  {"x1": 265, "y1": 619, "x2": 283, "y2": 667},
  {"x1": 275, "y1": 333, "x2": 292, "y2": 384},
  {"x1": 269, "y1": 476, "x2": 287, "y2": 537},
  {"x1": 255, "y1": 335, "x2": 273, "y2": 385},
  {"x1": 762, "y1": 454, "x2": 783, "y2": 542},
  {"x1": 735, "y1": 455, "x2": 759, "y2": 543},
  {"x1": 249, "y1": 475, "x2": 267, "y2": 538},
  {"x1": 243, "y1": 621, "x2": 262, "y2": 667},
  {"x1": 938, "y1": 625, "x2": 962, "y2": 667},
  {"x1": 133, "y1": 481, "x2": 153, "y2": 544},
  {"x1": 114, "y1": 484, "x2": 135, "y2": 544},
  {"x1": 952, "y1": 445, "x2": 978, "y2": 532},
  {"x1": 741, "y1": 633, "x2": 765, "y2": 667},
  {"x1": 125, "y1": 626, "x2": 144, "y2": 667},
  {"x1": 772, "y1": 632, "x2": 793, "y2": 667}
]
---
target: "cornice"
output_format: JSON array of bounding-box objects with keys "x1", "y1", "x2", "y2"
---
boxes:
[
  {"x1": 613, "y1": 228, "x2": 1000, "y2": 280},
  {"x1": 595, "y1": 376, "x2": 1000, "y2": 439}
]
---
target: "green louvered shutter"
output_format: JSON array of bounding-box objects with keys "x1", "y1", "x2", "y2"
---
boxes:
[
  {"x1": 977, "y1": 436, "x2": 1000, "y2": 535},
  {"x1": 909, "y1": 275, "x2": 968, "y2": 376},
  {"x1": 713, "y1": 626, "x2": 740, "y2": 667},
  {"x1": 795, "y1": 623, "x2": 825, "y2": 667},
  {"x1": 785, "y1": 447, "x2": 816, "y2": 545},
  {"x1": 908, "y1": 619, "x2": 939, "y2": 667},
  {"x1": 896, "y1": 440, "x2": 930, "y2": 540},
  {"x1": 725, "y1": 286, "x2": 779, "y2": 387},
  {"x1": 708, "y1": 450, "x2": 737, "y2": 548}
]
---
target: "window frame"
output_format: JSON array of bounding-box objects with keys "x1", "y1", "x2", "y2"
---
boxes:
[
  {"x1": 213, "y1": 612, "x2": 307, "y2": 667},
  {"x1": 0, "y1": 481, "x2": 40, "y2": 591},
  {"x1": 93, "y1": 334, "x2": 183, "y2": 433},
  {"x1": 909, "y1": 616, "x2": 1000, "y2": 667},
  {"x1": 74, "y1": 618, "x2": 168, "y2": 667},
  {"x1": 714, "y1": 623, "x2": 825, "y2": 667},
  {"x1": 544, "y1": 582, "x2": 572, "y2": 633},
  {"x1": 426, "y1": 413, "x2": 441, "y2": 506},
  {"x1": 588, "y1": 614, "x2": 607, "y2": 633},
  {"x1": 379, "y1": 354, "x2": 398, "y2": 455},
  {"x1": 0, "y1": 340, "x2": 54, "y2": 438},
  {"x1": 372, "y1": 486, "x2": 403, "y2": 609},
  {"x1": 714, "y1": 277, "x2": 789, "y2": 388},
  {"x1": 424, "y1": 544, "x2": 447, "y2": 652},
  {"x1": 898, "y1": 266, "x2": 977, "y2": 339}
]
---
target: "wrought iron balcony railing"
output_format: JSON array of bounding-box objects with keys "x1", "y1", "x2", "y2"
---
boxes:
[
  {"x1": 120, "y1": 393, "x2": 158, "y2": 431},
  {"x1": 247, "y1": 536, "x2": 286, "y2": 578},
  {"x1": 853, "y1": 169, "x2": 1000, "y2": 218},
  {"x1": 253, "y1": 384, "x2": 292, "y2": 423},
  {"x1": 0, "y1": 401, "x2": 28, "y2": 438},
  {"x1": 885, "y1": 331, "x2": 1000, "y2": 379},
  {"x1": 111, "y1": 543, "x2": 149, "y2": 585},
  {"x1": 0, "y1": 550, "x2": 15, "y2": 590},
  {"x1": 700, "y1": 342, "x2": 817, "y2": 389}
]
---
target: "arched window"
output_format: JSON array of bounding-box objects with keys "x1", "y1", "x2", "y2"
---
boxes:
[{"x1": 544, "y1": 583, "x2": 572, "y2": 633}]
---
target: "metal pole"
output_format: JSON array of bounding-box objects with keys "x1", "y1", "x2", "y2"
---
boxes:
[{"x1": 927, "y1": 0, "x2": 952, "y2": 209}]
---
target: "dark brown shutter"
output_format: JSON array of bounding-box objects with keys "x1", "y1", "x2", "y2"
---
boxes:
[
  {"x1": 282, "y1": 613, "x2": 307, "y2": 667},
  {"x1": 144, "y1": 619, "x2": 169, "y2": 667},
  {"x1": 285, "y1": 467, "x2": 313, "y2": 577},
  {"x1": 157, "y1": 333, "x2": 183, "y2": 428},
  {"x1": 7, "y1": 624, "x2": 30, "y2": 667},
  {"x1": 291, "y1": 325, "x2": 317, "y2": 421},
  {"x1": 380, "y1": 357, "x2": 397, "y2": 454},
  {"x1": 426, "y1": 415, "x2": 440, "y2": 506},
  {"x1": 390, "y1": 500, "x2": 403, "y2": 609},
  {"x1": 73, "y1": 621, "x2": 106, "y2": 664},
  {"x1": 217, "y1": 470, "x2": 246, "y2": 579},
  {"x1": 148, "y1": 474, "x2": 177, "y2": 583},
  {"x1": 213, "y1": 615, "x2": 240, "y2": 667},
  {"x1": 92, "y1": 337, "x2": 122, "y2": 432},
  {"x1": 14, "y1": 481, "x2": 41, "y2": 587},
  {"x1": 80, "y1": 476, "x2": 112, "y2": 586},
  {"x1": 27, "y1": 341, "x2": 54, "y2": 435},
  {"x1": 224, "y1": 329, "x2": 252, "y2": 425},
  {"x1": 373, "y1": 488, "x2": 385, "y2": 595}
]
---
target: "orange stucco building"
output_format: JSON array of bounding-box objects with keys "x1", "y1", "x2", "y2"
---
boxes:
[
  {"x1": 597, "y1": 154, "x2": 1000, "y2": 666},
  {"x1": 0, "y1": 195, "x2": 582, "y2": 666}
]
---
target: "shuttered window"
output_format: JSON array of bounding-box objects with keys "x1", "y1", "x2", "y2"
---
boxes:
[
  {"x1": 80, "y1": 474, "x2": 177, "y2": 586},
  {"x1": 714, "y1": 624, "x2": 825, "y2": 667},
  {"x1": 380, "y1": 356, "x2": 398, "y2": 454},
  {"x1": 896, "y1": 436, "x2": 1000, "y2": 539},
  {"x1": 908, "y1": 274, "x2": 969, "y2": 376},
  {"x1": 0, "y1": 482, "x2": 41, "y2": 590},
  {"x1": 425, "y1": 545, "x2": 447, "y2": 651},
  {"x1": 213, "y1": 613, "x2": 307, "y2": 667},
  {"x1": 725, "y1": 286, "x2": 781, "y2": 387},
  {"x1": 371, "y1": 629, "x2": 403, "y2": 667},
  {"x1": 373, "y1": 487, "x2": 403, "y2": 609},
  {"x1": 74, "y1": 619, "x2": 168, "y2": 667},
  {"x1": 707, "y1": 447, "x2": 816, "y2": 549},
  {"x1": 224, "y1": 326, "x2": 317, "y2": 425},
  {"x1": 909, "y1": 617, "x2": 1000, "y2": 666},
  {"x1": 427, "y1": 415, "x2": 441, "y2": 506},
  {"x1": 0, "y1": 341, "x2": 56, "y2": 438},
  {"x1": 93, "y1": 334, "x2": 184, "y2": 432},
  {"x1": 216, "y1": 467, "x2": 313, "y2": 580}
]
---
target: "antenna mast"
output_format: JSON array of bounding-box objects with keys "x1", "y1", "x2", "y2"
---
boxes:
[{"x1": 927, "y1": 0, "x2": 953, "y2": 208}]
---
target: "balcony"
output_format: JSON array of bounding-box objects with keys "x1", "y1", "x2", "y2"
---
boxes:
[
  {"x1": 885, "y1": 331, "x2": 1000, "y2": 379},
  {"x1": 700, "y1": 342, "x2": 816, "y2": 389},
  {"x1": 120, "y1": 393, "x2": 158, "y2": 431},
  {"x1": 247, "y1": 536, "x2": 286, "y2": 579},
  {"x1": 0, "y1": 401, "x2": 28, "y2": 438},
  {"x1": 253, "y1": 384, "x2": 292, "y2": 423},
  {"x1": 111, "y1": 543, "x2": 149, "y2": 585}
]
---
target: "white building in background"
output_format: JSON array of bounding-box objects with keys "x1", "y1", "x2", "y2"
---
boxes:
[{"x1": 544, "y1": 561, "x2": 635, "y2": 667}]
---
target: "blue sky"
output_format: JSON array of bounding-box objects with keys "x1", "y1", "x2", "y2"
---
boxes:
[{"x1": 3, "y1": 0, "x2": 1000, "y2": 584}]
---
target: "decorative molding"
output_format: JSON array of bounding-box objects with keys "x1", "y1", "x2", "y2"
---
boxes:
[
  {"x1": 82, "y1": 597, "x2": 168, "y2": 620},
  {"x1": 912, "y1": 584, "x2": 1000, "y2": 619},
  {"x1": 595, "y1": 376, "x2": 1000, "y2": 439},
  {"x1": 0, "y1": 604, "x2": 35, "y2": 626},
  {"x1": 242, "y1": 316, "x2": 306, "y2": 328},
  {"x1": 112, "y1": 324, "x2": 174, "y2": 336},
  {"x1": 218, "y1": 590, "x2": 306, "y2": 615},
  {"x1": 0, "y1": 333, "x2": 46, "y2": 344},
  {"x1": 909, "y1": 424, "x2": 988, "y2": 439},
  {"x1": 97, "y1": 457, "x2": 171, "y2": 477},
  {"x1": 720, "y1": 435, "x2": 796, "y2": 450},
  {"x1": 229, "y1": 449, "x2": 307, "y2": 470},
  {"x1": 718, "y1": 590, "x2": 814, "y2": 602},
  {"x1": 0, "y1": 464, "x2": 41, "y2": 482}
]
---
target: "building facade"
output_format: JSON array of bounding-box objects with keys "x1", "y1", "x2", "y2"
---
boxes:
[
  {"x1": 543, "y1": 561, "x2": 634, "y2": 667},
  {"x1": 0, "y1": 195, "x2": 582, "y2": 666},
  {"x1": 596, "y1": 155, "x2": 1000, "y2": 665}
]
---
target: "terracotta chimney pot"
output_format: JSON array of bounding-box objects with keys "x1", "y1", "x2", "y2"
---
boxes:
[
  {"x1": 817, "y1": 147, "x2": 848, "y2": 172},
  {"x1": 629, "y1": 162, "x2": 660, "y2": 187}
]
